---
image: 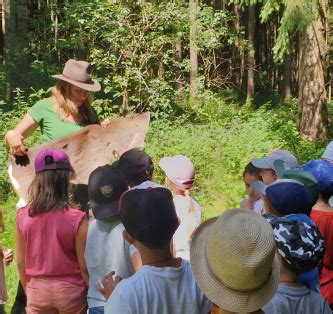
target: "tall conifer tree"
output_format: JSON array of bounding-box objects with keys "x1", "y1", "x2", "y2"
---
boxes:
[{"x1": 261, "y1": 0, "x2": 329, "y2": 140}]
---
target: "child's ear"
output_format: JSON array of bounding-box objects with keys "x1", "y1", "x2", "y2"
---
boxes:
[{"x1": 123, "y1": 229, "x2": 135, "y2": 244}]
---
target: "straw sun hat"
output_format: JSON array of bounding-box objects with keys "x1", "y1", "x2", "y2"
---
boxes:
[
  {"x1": 52, "y1": 59, "x2": 101, "y2": 92},
  {"x1": 190, "y1": 208, "x2": 279, "y2": 313}
]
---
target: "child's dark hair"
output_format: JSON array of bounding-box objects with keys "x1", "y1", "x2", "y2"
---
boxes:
[
  {"x1": 28, "y1": 169, "x2": 73, "y2": 216},
  {"x1": 242, "y1": 162, "x2": 261, "y2": 178},
  {"x1": 115, "y1": 148, "x2": 154, "y2": 187},
  {"x1": 320, "y1": 190, "x2": 333, "y2": 203},
  {"x1": 280, "y1": 255, "x2": 302, "y2": 275},
  {"x1": 126, "y1": 168, "x2": 153, "y2": 187}
]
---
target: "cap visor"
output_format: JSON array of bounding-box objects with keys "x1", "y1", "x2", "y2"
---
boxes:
[
  {"x1": 158, "y1": 157, "x2": 172, "y2": 174},
  {"x1": 251, "y1": 180, "x2": 267, "y2": 195},
  {"x1": 321, "y1": 142, "x2": 333, "y2": 161},
  {"x1": 91, "y1": 201, "x2": 120, "y2": 220},
  {"x1": 52, "y1": 74, "x2": 101, "y2": 92},
  {"x1": 251, "y1": 157, "x2": 272, "y2": 169},
  {"x1": 273, "y1": 159, "x2": 286, "y2": 177},
  {"x1": 190, "y1": 217, "x2": 279, "y2": 313}
]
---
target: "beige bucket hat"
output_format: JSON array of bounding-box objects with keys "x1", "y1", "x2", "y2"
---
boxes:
[
  {"x1": 52, "y1": 59, "x2": 101, "y2": 92},
  {"x1": 190, "y1": 208, "x2": 279, "y2": 313}
]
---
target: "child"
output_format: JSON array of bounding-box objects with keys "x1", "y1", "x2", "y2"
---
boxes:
[
  {"x1": 252, "y1": 167, "x2": 321, "y2": 293},
  {"x1": 240, "y1": 162, "x2": 263, "y2": 213},
  {"x1": 251, "y1": 150, "x2": 298, "y2": 184},
  {"x1": 15, "y1": 148, "x2": 88, "y2": 312},
  {"x1": 190, "y1": 209, "x2": 279, "y2": 313},
  {"x1": 114, "y1": 148, "x2": 154, "y2": 187},
  {"x1": 0, "y1": 247, "x2": 13, "y2": 311},
  {"x1": 100, "y1": 181, "x2": 211, "y2": 313},
  {"x1": 159, "y1": 155, "x2": 201, "y2": 260},
  {"x1": 302, "y1": 159, "x2": 333, "y2": 308},
  {"x1": 86, "y1": 165, "x2": 141, "y2": 313},
  {"x1": 251, "y1": 168, "x2": 318, "y2": 217},
  {"x1": 263, "y1": 214, "x2": 331, "y2": 313}
]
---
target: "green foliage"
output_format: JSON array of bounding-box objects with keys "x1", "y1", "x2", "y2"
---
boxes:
[
  {"x1": 2, "y1": 196, "x2": 19, "y2": 312},
  {"x1": 1, "y1": 90, "x2": 328, "y2": 309},
  {"x1": 0, "y1": 89, "x2": 45, "y2": 201},
  {"x1": 147, "y1": 95, "x2": 326, "y2": 217},
  {"x1": 22, "y1": 0, "x2": 241, "y2": 117},
  {"x1": 261, "y1": 0, "x2": 320, "y2": 62}
]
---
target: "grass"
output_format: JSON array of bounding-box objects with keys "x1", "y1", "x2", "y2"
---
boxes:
[
  {"x1": 0, "y1": 99, "x2": 328, "y2": 310},
  {"x1": 2, "y1": 196, "x2": 19, "y2": 311}
]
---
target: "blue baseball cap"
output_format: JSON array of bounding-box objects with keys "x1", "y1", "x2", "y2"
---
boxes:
[
  {"x1": 252, "y1": 178, "x2": 317, "y2": 216},
  {"x1": 302, "y1": 159, "x2": 333, "y2": 195}
]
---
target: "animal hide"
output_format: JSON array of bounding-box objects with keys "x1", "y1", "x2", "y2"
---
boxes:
[{"x1": 9, "y1": 113, "x2": 150, "y2": 210}]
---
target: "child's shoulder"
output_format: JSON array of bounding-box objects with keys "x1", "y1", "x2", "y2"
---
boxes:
[
  {"x1": 88, "y1": 218, "x2": 124, "y2": 234},
  {"x1": 67, "y1": 207, "x2": 86, "y2": 216}
]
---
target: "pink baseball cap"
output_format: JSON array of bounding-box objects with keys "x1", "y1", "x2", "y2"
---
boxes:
[
  {"x1": 159, "y1": 155, "x2": 195, "y2": 190},
  {"x1": 34, "y1": 149, "x2": 72, "y2": 174}
]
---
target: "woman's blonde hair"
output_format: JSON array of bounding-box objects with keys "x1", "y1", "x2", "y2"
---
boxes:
[{"x1": 52, "y1": 81, "x2": 99, "y2": 124}]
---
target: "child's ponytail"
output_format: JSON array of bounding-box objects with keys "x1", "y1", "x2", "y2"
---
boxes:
[{"x1": 184, "y1": 189, "x2": 194, "y2": 215}]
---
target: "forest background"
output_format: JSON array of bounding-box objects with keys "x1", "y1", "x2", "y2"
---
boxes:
[{"x1": 0, "y1": 0, "x2": 333, "y2": 309}]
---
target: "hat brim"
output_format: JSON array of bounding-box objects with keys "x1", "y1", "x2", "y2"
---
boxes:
[
  {"x1": 52, "y1": 74, "x2": 101, "y2": 92},
  {"x1": 251, "y1": 157, "x2": 273, "y2": 169},
  {"x1": 91, "y1": 200, "x2": 119, "y2": 220},
  {"x1": 321, "y1": 142, "x2": 333, "y2": 161},
  {"x1": 251, "y1": 180, "x2": 267, "y2": 195},
  {"x1": 190, "y1": 218, "x2": 280, "y2": 313},
  {"x1": 158, "y1": 157, "x2": 172, "y2": 174},
  {"x1": 159, "y1": 157, "x2": 194, "y2": 189}
]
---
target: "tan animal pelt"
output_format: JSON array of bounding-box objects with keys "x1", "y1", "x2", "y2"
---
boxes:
[{"x1": 9, "y1": 113, "x2": 150, "y2": 211}]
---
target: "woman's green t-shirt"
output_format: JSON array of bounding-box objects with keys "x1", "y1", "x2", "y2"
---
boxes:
[{"x1": 28, "y1": 97, "x2": 87, "y2": 142}]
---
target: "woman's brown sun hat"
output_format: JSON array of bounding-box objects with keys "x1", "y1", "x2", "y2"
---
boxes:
[
  {"x1": 190, "y1": 208, "x2": 279, "y2": 313},
  {"x1": 52, "y1": 59, "x2": 101, "y2": 92}
]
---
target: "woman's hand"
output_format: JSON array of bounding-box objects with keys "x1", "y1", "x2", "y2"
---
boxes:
[
  {"x1": 5, "y1": 131, "x2": 27, "y2": 156},
  {"x1": 100, "y1": 118, "x2": 110, "y2": 128},
  {"x1": 5, "y1": 114, "x2": 39, "y2": 156},
  {"x1": 97, "y1": 271, "x2": 122, "y2": 300}
]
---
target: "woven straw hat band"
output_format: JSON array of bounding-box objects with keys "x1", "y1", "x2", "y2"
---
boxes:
[{"x1": 206, "y1": 210, "x2": 276, "y2": 292}]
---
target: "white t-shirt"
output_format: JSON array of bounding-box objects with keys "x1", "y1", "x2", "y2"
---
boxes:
[
  {"x1": 240, "y1": 196, "x2": 263, "y2": 214},
  {"x1": 85, "y1": 219, "x2": 137, "y2": 308},
  {"x1": 105, "y1": 259, "x2": 211, "y2": 314},
  {"x1": 173, "y1": 195, "x2": 202, "y2": 260},
  {"x1": 253, "y1": 198, "x2": 263, "y2": 214}
]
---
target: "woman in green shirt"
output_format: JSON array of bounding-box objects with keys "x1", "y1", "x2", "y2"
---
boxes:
[
  {"x1": 5, "y1": 59, "x2": 109, "y2": 155},
  {"x1": 6, "y1": 59, "x2": 109, "y2": 313}
]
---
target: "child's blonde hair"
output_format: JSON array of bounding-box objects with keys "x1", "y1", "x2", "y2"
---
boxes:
[{"x1": 166, "y1": 178, "x2": 194, "y2": 211}]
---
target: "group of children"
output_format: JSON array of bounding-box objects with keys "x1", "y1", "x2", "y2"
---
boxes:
[{"x1": 1, "y1": 142, "x2": 333, "y2": 313}]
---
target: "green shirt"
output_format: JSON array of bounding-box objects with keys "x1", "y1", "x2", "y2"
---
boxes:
[{"x1": 28, "y1": 97, "x2": 88, "y2": 142}]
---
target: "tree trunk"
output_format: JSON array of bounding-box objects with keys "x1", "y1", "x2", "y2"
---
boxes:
[
  {"x1": 328, "y1": 0, "x2": 333, "y2": 102},
  {"x1": 0, "y1": 0, "x2": 4, "y2": 56},
  {"x1": 2, "y1": 0, "x2": 28, "y2": 101},
  {"x1": 189, "y1": 0, "x2": 199, "y2": 100},
  {"x1": 299, "y1": 12, "x2": 328, "y2": 140},
  {"x1": 174, "y1": 38, "x2": 184, "y2": 101},
  {"x1": 234, "y1": 1, "x2": 244, "y2": 89},
  {"x1": 282, "y1": 53, "x2": 292, "y2": 102},
  {"x1": 246, "y1": 5, "x2": 255, "y2": 104}
]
